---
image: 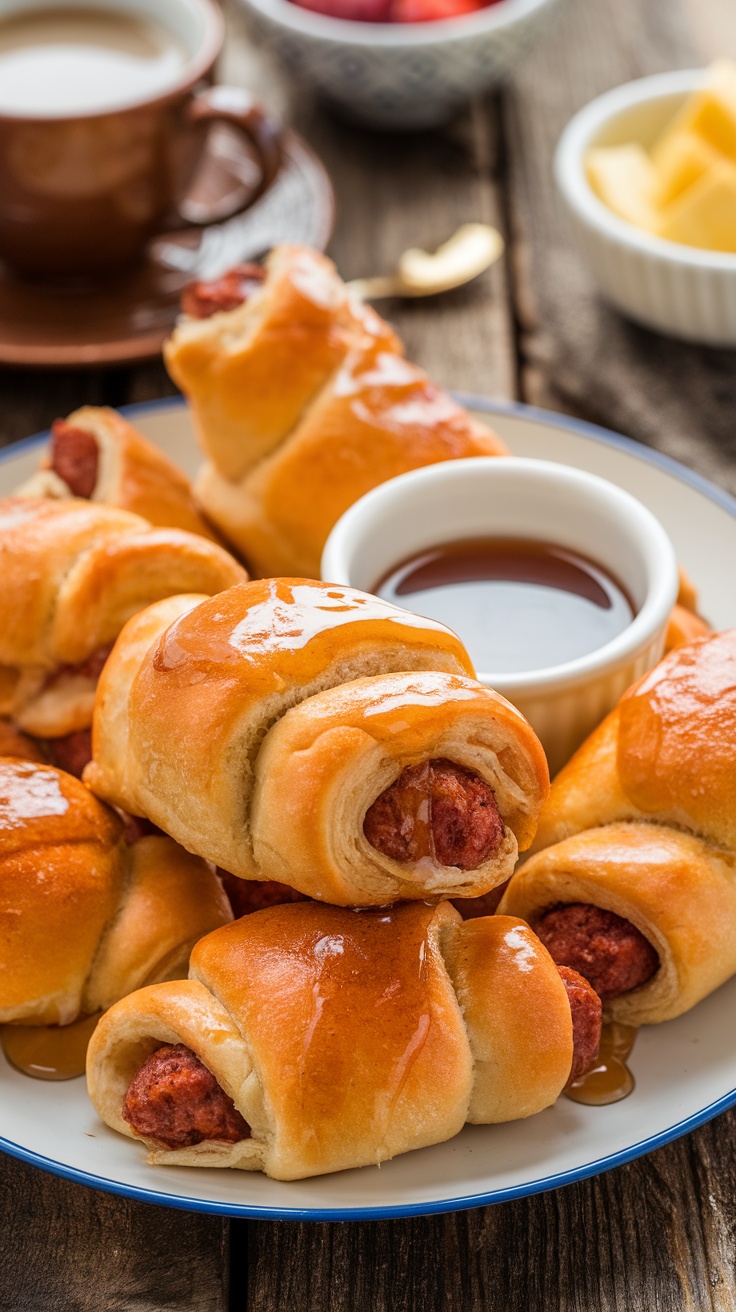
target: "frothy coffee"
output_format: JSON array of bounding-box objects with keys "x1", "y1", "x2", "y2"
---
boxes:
[{"x1": 0, "y1": 7, "x2": 189, "y2": 117}]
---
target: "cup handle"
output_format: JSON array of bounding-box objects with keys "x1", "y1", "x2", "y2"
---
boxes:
[{"x1": 177, "y1": 86, "x2": 284, "y2": 226}]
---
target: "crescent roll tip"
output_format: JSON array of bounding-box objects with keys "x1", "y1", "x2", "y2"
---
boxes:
[
  {"x1": 164, "y1": 242, "x2": 506, "y2": 578},
  {"x1": 86, "y1": 901, "x2": 582, "y2": 1179},
  {"x1": 500, "y1": 820, "x2": 736, "y2": 1025},
  {"x1": 251, "y1": 669, "x2": 549, "y2": 905}
]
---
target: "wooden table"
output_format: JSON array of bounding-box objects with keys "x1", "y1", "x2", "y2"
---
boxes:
[{"x1": 2, "y1": 0, "x2": 736, "y2": 1306}]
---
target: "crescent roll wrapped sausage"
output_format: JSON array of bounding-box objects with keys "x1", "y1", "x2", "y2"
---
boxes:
[
  {"x1": 84, "y1": 579, "x2": 548, "y2": 904},
  {"x1": 531, "y1": 629, "x2": 736, "y2": 855},
  {"x1": 164, "y1": 244, "x2": 506, "y2": 578},
  {"x1": 251, "y1": 669, "x2": 547, "y2": 901},
  {"x1": 86, "y1": 901, "x2": 599, "y2": 1180},
  {"x1": 0, "y1": 758, "x2": 231, "y2": 1028},
  {"x1": 0, "y1": 497, "x2": 245, "y2": 743},
  {"x1": 499, "y1": 631, "x2": 736, "y2": 1025},
  {"x1": 15, "y1": 406, "x2": 219, "y2": 542},
  {"x1": 499, "y1": 822, "x2": 736, "y2": 1026},
  {"x1": 166, "y1": 245, "x2": 401, "y2": 480}
]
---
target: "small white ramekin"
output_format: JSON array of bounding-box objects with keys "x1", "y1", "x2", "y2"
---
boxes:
[
  {"x1": 555, "y1": 69, "x2": 736, "y2": 346},
  {"x1": 321, "y1": 457, "x2": 679, "y2": 775}
]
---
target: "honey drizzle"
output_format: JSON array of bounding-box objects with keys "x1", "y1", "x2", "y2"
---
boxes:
[
  {"x1": 1, "y1": 1012, "x2": 102, "y2": 1081},
  {"x1": 565, "y1": 1021, "x2": 637, "y2": 1106}
]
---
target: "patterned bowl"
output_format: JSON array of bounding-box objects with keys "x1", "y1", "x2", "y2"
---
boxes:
[{"x1": 237, "y1": 0, "x2": 561, "y2": 130}]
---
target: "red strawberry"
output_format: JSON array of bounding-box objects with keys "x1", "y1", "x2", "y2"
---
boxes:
[
  {"x1": 291, "y1": 0, "x2": 393, "y2": 20},
  {"x1": 392, "y1": 0, "x2": 483, "y2": 19}
]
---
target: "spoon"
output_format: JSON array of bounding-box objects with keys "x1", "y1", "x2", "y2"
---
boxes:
[{"x1": 347, "y1": 223, "x2": 504, "y2": 300}]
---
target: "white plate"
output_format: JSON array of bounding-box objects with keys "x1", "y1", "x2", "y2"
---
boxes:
[{"x1": 2, "y1": 395, "x2": 736, "y2": 1221}]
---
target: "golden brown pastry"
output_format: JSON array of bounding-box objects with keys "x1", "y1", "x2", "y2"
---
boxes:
[
  {"x1": 664, "y1": 603, "x2": 711, "y2": 652},
  {"x1": 532, "y1": 629, "x2": 736, "y2": 854},
  {"x1": 0, "y1": 757, "x2": 231, "y2": 1027},
  {"x1": 166, "y1": 245, "x2": 401, "y2": 479},
  {"x1": 499, "y1": 822, "x2": 736, "y2": 1025},
  {"x1": 0, "y1": 497, "x2": 245, "y2": 740},
  {"x1": 676, "y1": 564, "x2": 699, "y2": 614},
  {"x1": 0, "y1": 720, "x2": 46, "y2": 763},
  {"x1": 15, "y1": 406, "x2": 219, "y2": 542},
  {"x1": 164, "y1": 244, "x2": 507, "y2": 578},
  {"x1": 86, "y1": 901, "x2": 593, "y2": 1180},
  {"x1": 664, "y1": 565, "x2": 711, "y2": 652},
  {"x1": 498, "y1": 630, "x2": 736, "y2": 1025},
  {"x1": 84, "y1": 579, "x2": 549, "y2": 905}
]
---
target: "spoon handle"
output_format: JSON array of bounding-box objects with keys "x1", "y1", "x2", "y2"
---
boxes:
[{"x1": 346, "y1": 275, "x2": 404, "y2": 300}]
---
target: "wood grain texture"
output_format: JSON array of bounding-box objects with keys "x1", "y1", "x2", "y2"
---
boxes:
[
  {"x1": 0, "y1": 1151, "x2": 228, "y2": 1312},
  {"x1": 245, "y1": 1112, "x2": 736, "y2": 1311},
  {"x1": 504, "y1": 0, "x2": 736, "y2": 495}
]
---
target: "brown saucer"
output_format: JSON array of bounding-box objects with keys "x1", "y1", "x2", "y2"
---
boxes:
[{"x1": 0, "y1": 127, "x2": 334, "y2": 368}]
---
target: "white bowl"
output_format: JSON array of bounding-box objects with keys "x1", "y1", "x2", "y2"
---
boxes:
[
  {"x1": 321, "y1": 457, "x2": 679, "y2": 774},
  {"x1": 237, "y1": 0, "x2": 560, "y2": 130},
  {"x1": 555, "y1": 69, "x2": 736, "y2": 346}
]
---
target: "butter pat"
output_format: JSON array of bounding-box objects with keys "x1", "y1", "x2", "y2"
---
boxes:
[
  {"x1": 584, "y1": 60, "x2": 736, "y2": 252},
  {"x1": 586, "y1": 144, "x2": 659, "y2": 230},
  {"x1": 658, "y1": 159, "x2": 736, "y2": 252},
  {"x1": 651, "y1": 129, "x2": 723, "y2": 207},
  {"x1": 655, "y1": 60, "x2": 736, "y2": 163}
]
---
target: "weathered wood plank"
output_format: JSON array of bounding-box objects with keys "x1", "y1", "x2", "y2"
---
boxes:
[
  {"x1": 0, "y1": 1152, "x2": 229, "y2": 1312},
  {"x1": 246, "y1": 1111, "x2": 736, "y2": 1311}
]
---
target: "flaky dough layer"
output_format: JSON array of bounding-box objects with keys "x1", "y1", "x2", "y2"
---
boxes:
[
  {"x1": 16, "y1": 406, "x2": 219, "y2": 542},
  {"x1": 86, "y1": 903, "x2": 573, "y2": 1179},
  {"x1": 165, "y1": 244, "x2": 506, "y2": 578},
  {"x1": 500, "y1": 821, "x2": 736, "y2": 1025},
  {"x1": 84, "y1": 580, "x2": 549, "y2": 904},
  {"x1": 0, "y1": 497, "x2": 245, "y2": 736},
  {"x1": 0, "y1": 758, "x2": 231, "y2": 1027}
]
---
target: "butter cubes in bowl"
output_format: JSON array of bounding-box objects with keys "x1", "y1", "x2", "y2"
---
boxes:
[
  {"x1": 555, "y1": 65, "x2": 736, "y2": 344},
  {"x1": 587, "y1": 61, "x2": 736, "y2": 253}
]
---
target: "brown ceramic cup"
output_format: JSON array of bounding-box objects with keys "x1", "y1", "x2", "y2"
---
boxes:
[{"x1": 0, "y1": 0, "x2": 283, "y2": 276}]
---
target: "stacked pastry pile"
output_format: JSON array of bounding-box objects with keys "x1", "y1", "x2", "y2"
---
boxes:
[
  {"x1": 0, "y1": 314, "x2": 602, "y2": 1180},
  {"x1": 82, "y1": 610, "x2": 736, "y2": 1179},
  {"x1": 2, "y1": 243, "x2": 730, "y2": 1184},
  {"x1": 78, "y1": 575, "x2": 620, "y2": 1180},
  {"x1": 0, "y1": 495, "x2": 245, "y2": 1062}
]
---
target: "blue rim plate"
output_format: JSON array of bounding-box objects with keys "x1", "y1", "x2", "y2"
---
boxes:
[{"x1": 1, "y1": 394, "x2": 735, "y2": 1221}]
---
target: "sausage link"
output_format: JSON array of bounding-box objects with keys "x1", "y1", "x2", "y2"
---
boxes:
[
  {"x1": 557, "y1": 964, "x2": 602, "y2": 1082},
  {"x1": 50, "y1": 420, "x2": 99, "y2": 499},
  {"x1": 536, "y1": 903, "x2": 659, "y2": 1001},
  {"x1": 46, "y1": 728, "x2": 92, "y2": 778},
  {"x1": 451, "y1": 880, "x2": 509, "y2": 919},
  {"x1": 219, "y1": 869, "x2": 309, "y2": 918},
  {"x1": 363, "y1": 758, "x2": 505, "y2": 870},
  {"x1": 181, "y1": 264, "x2": 266, "y2": 319},
  {"x1": 119, "y1": 812, "x2": 162, "y2": 844},
  {"x1": 43, "y1": 644, "x2": 113, "y2": 692},
  {"x1": 122, "y1": 1043, "x2": 250, "y2": 1150}
]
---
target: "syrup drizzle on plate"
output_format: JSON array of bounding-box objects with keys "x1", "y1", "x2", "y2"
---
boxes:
[
  {"x1": 1, "y1": 1012, "x2": 102, "y2": 1081},
  {"x1": 566, "y1": 1022, "x2": 637, "y2": 1106}
]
